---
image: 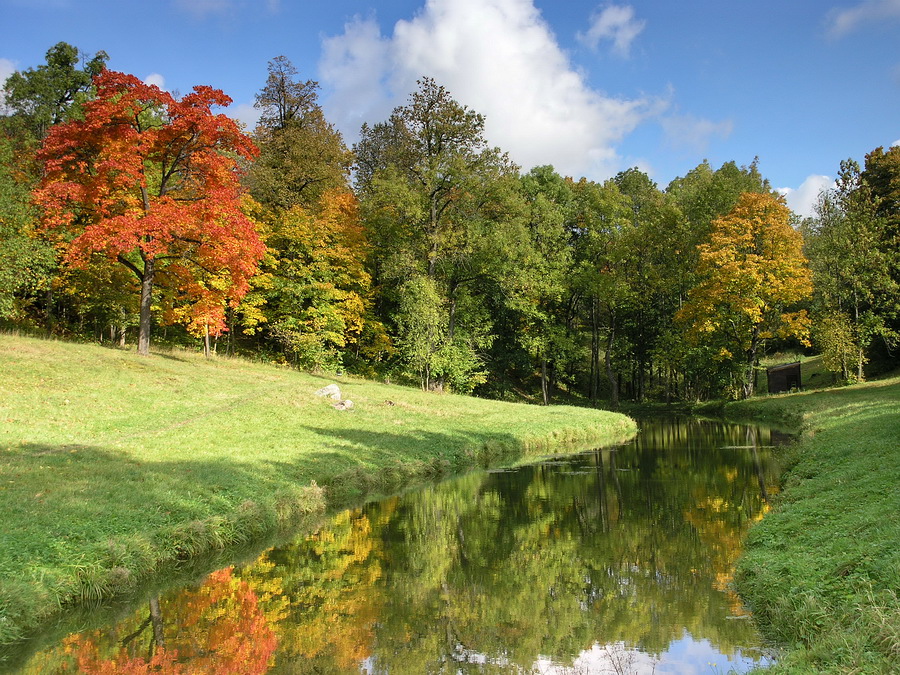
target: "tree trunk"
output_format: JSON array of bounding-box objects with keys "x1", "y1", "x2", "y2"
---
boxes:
[
  {"x1": 203, "y1": 322, "x2": 211, "y2": 359},
  {"x1": 590, "y1": 299, "x2": 600, "y2": 404},
  {"x1": 741, "y1": 325, "x2": 761, "y2": 399},
  {"x1": 541, "y1": 358, "x2": 549, "y2": 405},
  {"x1": 137, "y1": 257, "x2": 154, "y2": 356},
  {"x1": 853, "y1": 293, "x2": 865, "y2": 381},
  {"x1": 149, "y1": 595, "x2": 165, "y2": 649},
  {"x1": 605, "y1": 310, "x2": 619, "y2": 409}
]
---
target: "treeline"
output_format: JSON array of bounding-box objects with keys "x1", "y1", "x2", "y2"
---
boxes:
[{"x1": 1, "y1": 44, "x2": 898, "y2": 403}]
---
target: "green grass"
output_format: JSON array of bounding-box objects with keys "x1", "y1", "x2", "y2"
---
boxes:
[
  {"x1": 0, "y1": 334, "x2": 636, "y2": 647},
  {"x1": 725, "y1": 377, "x2": 900, "y2": 673}
]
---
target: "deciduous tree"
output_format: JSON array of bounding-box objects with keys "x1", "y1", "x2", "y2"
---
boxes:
[
  {"x1": 678, "y1": 192, "x2": 812, "y2": 398},
  {"x1": 242, "y1": 190, "x2": 372, "y2": 370},
  {"x1": 356, "y1": 78, "x2": 519, "y2": 391},
  {"x1": 35, "y1": 70, "x2": 264, "y2": 355},
  {"x1": 1, "y1": 41, "x2": 108, "y2": 141},
  {"x1": 805, "y1": 159, "x2": 897, "y2": 380},
  {"x1": 247, "y1": 56, "x2": 352, "y2": 211}
]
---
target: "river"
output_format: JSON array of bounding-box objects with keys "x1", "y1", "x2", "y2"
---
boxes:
[{"x1": 9, "y1": 417, "x2": 786, "y2": 674}]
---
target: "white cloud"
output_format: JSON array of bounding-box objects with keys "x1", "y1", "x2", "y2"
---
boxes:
[
  {"x1": 826, "y1": 0, "x2": 900, "y2": 37},
  {"x1": 777, "y1": 175, "x2": 834, "y2": 218},
  {"x1": 0, "y1": 57, "x2": 16, "y2": 84},
  {"x1": 228, "y1": 102, "x2": 260, "y2": 131},
  {"x1": 319, "y1": 0, "x2": 665, "y2": 180},
  {"x1": 577, "y1": 4, "x2": 646, "y2": 57},
  {"x1": 143, "y1": 73, "x2": 166, "y2": 90},
  {"x1": 320, "y1": 15, "x2": 393, "y2": 134},
  {"x1": 0, "y1": 58, "x2": 17, "y2": 113},
  {"x1": 892, "y1": 138, "x2": 900, "y2": 146},
  {"x1": 660, "y1": 114, "x2": 734, "y2": 154}
]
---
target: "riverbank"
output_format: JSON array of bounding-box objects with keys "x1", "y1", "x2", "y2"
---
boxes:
[
  {"x1": 0, "y1": 335, "x2": 637, "y2": 648},
  {"x1": 724, "y1": 377, "x2": 900, "y2": 673}
]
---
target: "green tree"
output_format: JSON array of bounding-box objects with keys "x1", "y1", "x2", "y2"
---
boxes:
[
  {"x1": 356, "y1": 78, "x2": 520, "y2": 391},
  {"x1": 1, "y1": 41, "x2": 108, "y2": 142},
  {"x1": 569, "y1": 177, "x2": 633, "y2": 407},
  {"x1": 678, "y1": 192, "x2": 813, "y2": 399},
  {"x1": 861, "y1": 145, "x2": 900, "y2": 344},
  {"x1": 805, "y1": 159, "x2": 897, "y2": 381},
  {"x1": 0, "y1": 135, "x2": 55, "y2": 321},
  {"x1": 662, "y1": 160, "x2": 771, "y2": 400},
  {"x1": 246, "y1": 56, "x2": 352, "y2": 211},
  {"x1": 511, "y1": 166, "x2": 574, "y2": 404}
]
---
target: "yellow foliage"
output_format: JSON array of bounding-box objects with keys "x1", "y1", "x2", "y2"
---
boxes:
[{"x1": 679, "y1": 192, "x2": 813, "y2": 357}]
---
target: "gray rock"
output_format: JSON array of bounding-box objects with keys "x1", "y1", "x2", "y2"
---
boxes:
[
  {"x1": 333, "y1": 399, "x2": 354, "y2": 411},
  {"x1": 314, "y1": 383, "x2": 341, "y2": 400}
]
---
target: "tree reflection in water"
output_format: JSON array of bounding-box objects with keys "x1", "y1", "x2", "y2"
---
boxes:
[{"x1": 24, "y1": 418, "x2": 780, "y2": 674}]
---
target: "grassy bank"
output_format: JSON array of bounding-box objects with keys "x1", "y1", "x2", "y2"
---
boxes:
[
  {"x1": 0, "y1": 334, "x2": 636, "y2": 647},
  {"x1": 724, "y1": 378, "x2": 900, "y2": 673}
]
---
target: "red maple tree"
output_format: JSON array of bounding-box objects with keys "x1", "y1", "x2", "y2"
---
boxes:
[{"x1": 35, "y1": 69, "x2": 264, "y2": 355}]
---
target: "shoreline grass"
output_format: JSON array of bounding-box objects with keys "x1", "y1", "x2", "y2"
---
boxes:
[
  {"x1": 724, "y1": 377, "x2": 900, "y2": 673},
  {"x1": 0, "y1": 334, "x2": 637, "y2": 648}
]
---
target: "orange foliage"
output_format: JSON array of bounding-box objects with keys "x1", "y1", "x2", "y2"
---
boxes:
[
  {"x1": 61, "y1": 567, "x2": 277, "y2": 674},
  {"x1": 34, "y1": 70, "x2": 265, "y2": 336}
]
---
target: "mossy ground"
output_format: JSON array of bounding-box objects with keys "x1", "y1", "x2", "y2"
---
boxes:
[
  {"x1": 726, "y1": 377, "x2": 900, "y2": 673},
  {"x1": 0, "y1": 334, "x2": 636, "y2": 647}
]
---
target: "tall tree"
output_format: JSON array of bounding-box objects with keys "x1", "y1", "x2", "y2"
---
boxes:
[
  {"x1": 241, "y1": 190, "x2": 372, "y2": 370},
  {"x1": 678, "y1": 192, "x2": 812, "y2": 398},
  {"x1": 569, "y1": 177, "x2": 633, "y2": 407},
  {"x1": 35, "y1": 70, "x2": 264, "y2": 355},
  {"x1": 247, "y1": 56, "x2": 352, "y2": 211},
  {"x1": 861, "y1": 145, "x2": 900, "y2": 343},
  {"x1": 511, "y1": 166, "x2": 574, "y2": 404},
  {"x1": 805, "y1": 159, "x2": 897, "y2": 380},
  {"x1": 662, "y1": 160, "x2": 772, "y2": 399},
  {"x1": 356, "y1": 78, "x2": 520, "y2": 391},
  {"x1": 1, "y1": 41, "x2": 108, "y2": 142},
  {"x1": 613, "y1": 168, "x2": 682, "y2": 402}
]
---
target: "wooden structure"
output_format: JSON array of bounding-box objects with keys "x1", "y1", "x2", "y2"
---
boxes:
[{"x1": 767, "y1": 361, "x2": 801, "y2": 394}]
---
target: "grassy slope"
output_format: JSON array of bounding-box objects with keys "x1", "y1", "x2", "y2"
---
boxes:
[
  {"x1": 0, "y1": 335, "x2": 636, "y2": 646},
  {"x1": 724, "y1": 378, "x2": 900, "y2": 673}
]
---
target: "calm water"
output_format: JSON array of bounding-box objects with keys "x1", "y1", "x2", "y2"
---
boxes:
[{"x1": 13, "y1": 418, "x2": 784, "y2": 674}]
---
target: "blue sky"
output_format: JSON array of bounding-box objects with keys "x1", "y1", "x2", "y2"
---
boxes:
[{"x1": 2, "y1": 0, "x2": 899, "y2": 216}]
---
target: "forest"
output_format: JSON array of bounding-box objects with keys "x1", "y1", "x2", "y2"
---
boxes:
[{"x1": 2, "y1": 43, "x2": 898, "y2": 404}]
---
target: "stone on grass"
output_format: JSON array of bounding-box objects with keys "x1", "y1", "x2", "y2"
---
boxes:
[
  {"x1": 333, "y1": 400, "x2": 354, "y2": 411},
  {"x1": 314, "y1": 384, "x2": 341, "y2": 400}
]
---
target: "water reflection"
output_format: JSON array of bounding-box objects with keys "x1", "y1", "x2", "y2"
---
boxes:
[{"x1": 16, "y1": 418, "x2": 781, "y2": 674}]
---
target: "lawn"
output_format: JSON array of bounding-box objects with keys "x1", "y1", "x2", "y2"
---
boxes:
[{"x1": 727, "y1": 377, "x2": 900, "y2": 673}]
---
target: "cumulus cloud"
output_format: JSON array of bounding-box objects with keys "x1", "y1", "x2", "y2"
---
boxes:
[
  {"x1": 0, "y1": 58, "x2": 17, "y2": 112},
  {"x1": 228, "y1": 102, "x2": 260, "y2": 131},
  {"x1": 777, "y1": 175, "x2": 834, "y2": 218},
  {"x1": 826, "y1": 0, "x2": 900, "y2": 37},
  {"x1": 577, "y1": 4, "x2": 646, "y2": 57},
  {"x1": 660, "y1": 113, "x2": 734, "y2": 154},
  {"x1": 143, "y1": 73, "x2": 166, "y2": 90},
  {"x1": 320, "y1": 15, "x2": 394, "y2": 134},
  {"x1": 319, "y1": 0, "x2": 664, "y2": 180}
]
